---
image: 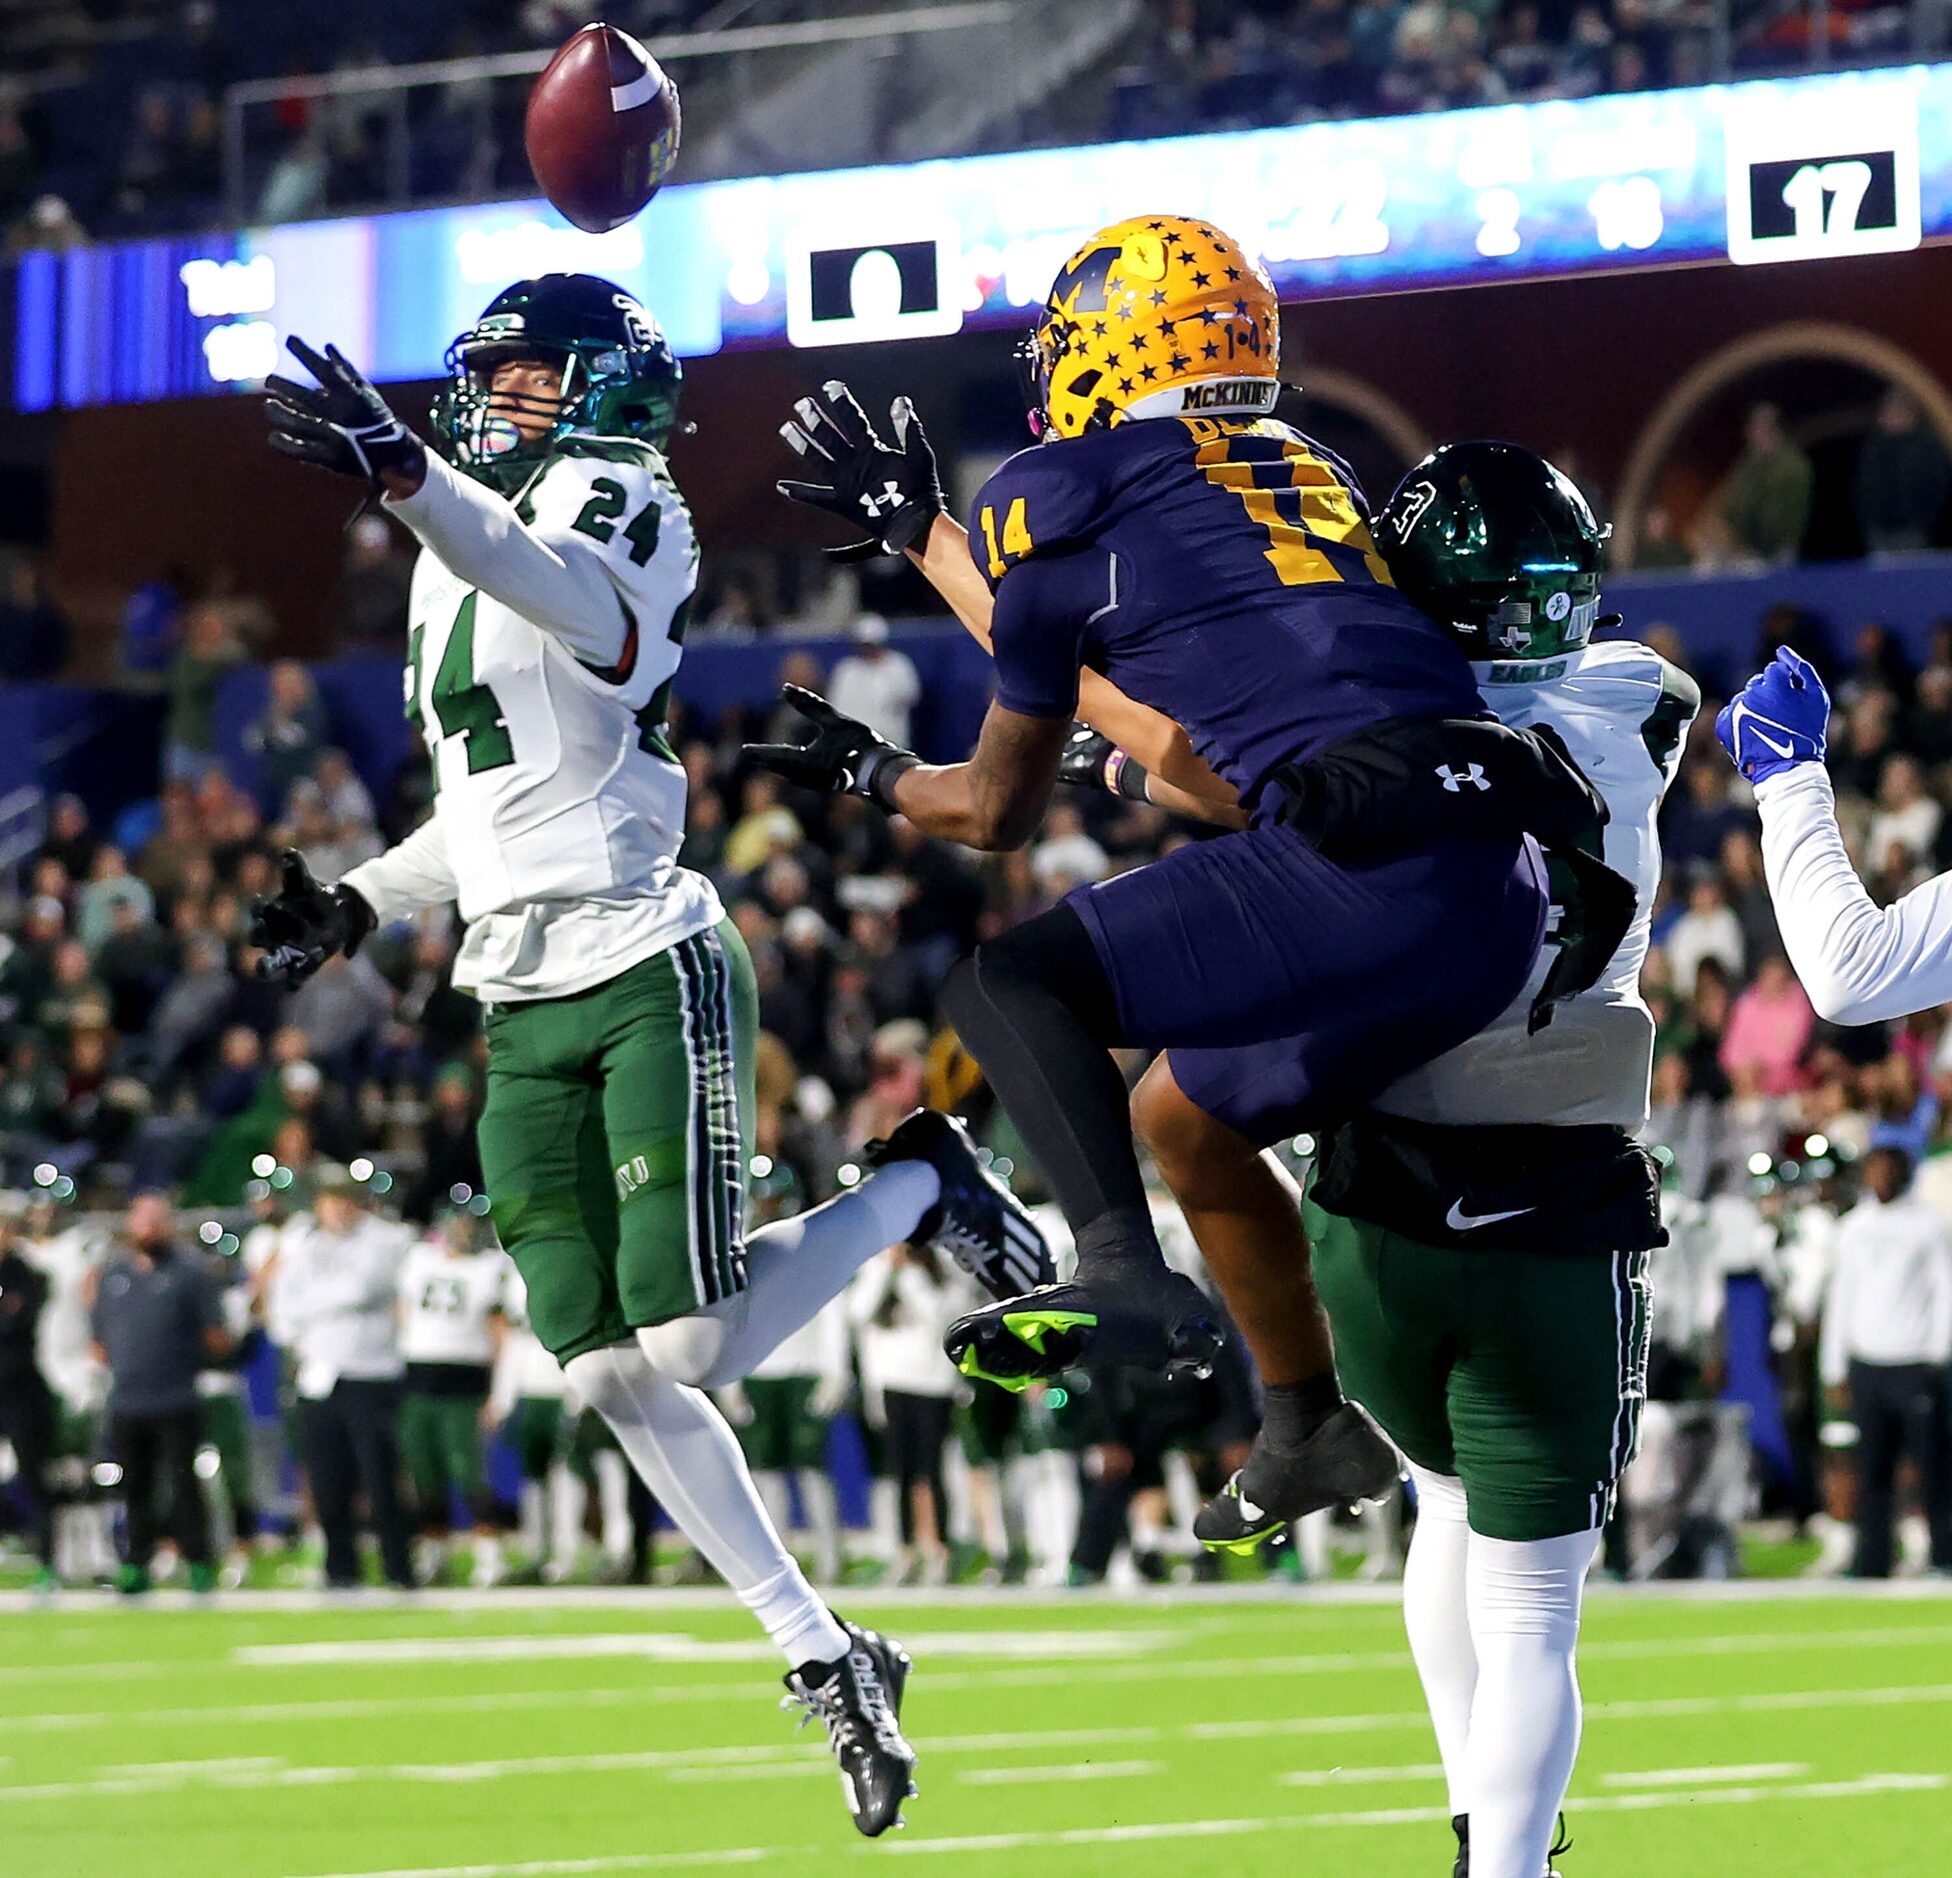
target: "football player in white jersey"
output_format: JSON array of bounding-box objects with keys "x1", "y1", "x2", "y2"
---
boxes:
[
  {"x1": 256, "y1": 273, "x2": 1051, "y2": 1836},
  {"x1": 396, "y1": 1206, "x2": 509, "y2": 1585},
  {"x1": 1127, "y1": 444, "x2": 1692, "y2": 1878}
]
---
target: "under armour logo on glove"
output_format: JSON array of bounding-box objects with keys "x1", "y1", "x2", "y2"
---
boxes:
[
  {"x1": 1436, "y1": 763, "x2": 1491, "y2": 793},
  {"x1": 860, "y1": 481, "x2": 905, "y2": 517}
]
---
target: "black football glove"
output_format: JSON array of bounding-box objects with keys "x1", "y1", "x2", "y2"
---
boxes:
[
  {"x1": 247, "y1": 850, "x2": 377, "y2": 985},
  {"x1": 1058, "y1": 724, "x2": 1152, "y2": 801},
  {"x1": 265, "y1": 337, "x2": 427, "y2": 493},
  {"x1": 743, "y1": 685, "x2": 920, "y2": 812},
  {"x1": 777, "y1": 380, "x2": 946, "y2": 561}
]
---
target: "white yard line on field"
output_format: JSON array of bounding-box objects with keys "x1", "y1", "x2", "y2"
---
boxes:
[
  {"x1": 11, "y1": 1684, "x2": 1952, "y2": 1804},
  {"x1": 1277, "y1": 1762, "x2": 1447, "y2": 1787},
  {"x1": 232, "y1": 1627, "x2": 1175, "y2": 1667},
  {"x1": 285, "y1": 1773, "x2": 1952, "y2": 1878},
  {"x1": 10, "y1": 1576, "x2": 1952, "y2": 1620},
  {"x1": 956, "y1": 1760, "x2": 1163, "y2": 1784},
  {"x1": 10, "y1": 1620, "x2": 1952, "y2": 1723},
  {"x1": 876, "y1": 1774, "x2": 1952, "y2": 1857},
  {"x1": 1600, "y1": 1762, "x2": 1809, "y2": 1787}
]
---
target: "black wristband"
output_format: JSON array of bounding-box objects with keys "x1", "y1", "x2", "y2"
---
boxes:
[
  {"x1": 856, "y1": 747, "x2": 921, "y2": 813},
  {"x1": 1106, "y1": 748, "x2": 1153, "y2": 801}
]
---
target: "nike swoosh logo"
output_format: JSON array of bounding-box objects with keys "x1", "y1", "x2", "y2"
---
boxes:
[
  {"x1": 1445, "y1": 1200, "x2": 1538, "y2": 1232},
  {"x1": 1733, "y1": 704, "x2": 1795, "y2": 761}
]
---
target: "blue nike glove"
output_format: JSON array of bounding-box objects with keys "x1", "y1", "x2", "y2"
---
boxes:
[{"x1": 1715, "y1": 645, "x2": 1830, "y2": 785}]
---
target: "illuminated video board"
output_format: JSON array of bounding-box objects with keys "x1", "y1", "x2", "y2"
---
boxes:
[{"x1": 11, "y1": 63, "x2": 1939, "y2": 410}]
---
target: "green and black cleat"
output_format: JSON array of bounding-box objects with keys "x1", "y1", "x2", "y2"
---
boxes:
[
  {"x1": 864, "y1": 1109, "x2": 1052, "y2": 1300},
  {"x1": 1451, "y1": 1810, "x2": 1572, "y2": 1876},
  {"x1": 1194, "y1": 1401, "x2": 1402, "y2": 1556},
  {"x1": 783, "y1": 1620, "x2": 918, "y2": 1837},
  {"x1": 943, "y1": 1266, "x2": 1222, "y2": 1392}
]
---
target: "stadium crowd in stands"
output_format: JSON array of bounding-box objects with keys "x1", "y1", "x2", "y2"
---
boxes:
[{"x1": 0, "y1": 0, "x2": 1938, "y2": 247}]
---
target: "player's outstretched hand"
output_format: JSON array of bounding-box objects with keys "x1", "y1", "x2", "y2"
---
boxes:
[
  {"x1": 247, "y1": 851, "x2": 377, "y2": 985},
  {"x1": 265, "y1": 337, "x2": 427, "y2": 494},
  {"x1": 743, "y1": 685, "x2": 919, "y2": 812},
  {"x1": 1716, "y1": 644, "x2": 1830, "y2": 785},
  {"x1": 778, "y1": 380, "x2": 945, "y2": 560}
]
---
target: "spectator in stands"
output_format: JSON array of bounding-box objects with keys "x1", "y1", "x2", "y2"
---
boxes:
[
  {"x1": 1820, "y1": 1145, "x2": 1952, "y2": 1578},
  {"x1": 269, "y1": 1164, "x2": 415, "y2": 1590},
  {"x1": 1869, "y1": 753, "x2": 1942, "y2": 872},
  {"x1": 1633, "y1": 503, "x2": 1695, "y2": 570},
  {"x1": 1719, "y1": 954, "x2": 1814, "y2": 1098},
  {"x1": 850, "y1": 1243, "x2": 965, "y2": 1586},
  {"x1": 1493, "y1": 2, "x2": 1559, "y2": 93},
  {"x1": 1855, "y1": 389, "x2": 1950, "y2": 553},
  {"x1": 164, "y1": 603, "x2": 246, "y2": 784},
  {"x1": 1711, "y1": 402, "x2": 1813, "y2": 566},
  {"x1": 825, "y1": 615, "x2": 922, "y2": 748},
  {"x1": 723, "y1": 772, "x2": 803, "y2": 877},
  {"x1": 76, "y1": 850, "x2": 153, "y2": 955},
  {"x1": 35, "y1": 794, "x2": 101, "y2": 882},
  {"x1": 142, "y1": 930, "x2": 232, "y2": 1083},
  {"x1": 88, "y1": 1191, "x2": 231, "y2": 1593},
  {"x1": 1665, "y1": 865, "x2": 1746, "y2": 996},
  {"x1": 95, "y1": 893, "x2": 177, "y2": 1036},
  {"x1": 0, "y1": 551, "x2": 70, "y2": 682},
  {"x1": 1719, "y1": 829, "x2": 1781, "y2": 964},
  {"x1": 314, "y1": 748, "x2": 377, "y2": 833},
  {"x1": 403, "y1": 1065, "x2": 485, "y2": 1223},
  {"x1": 245, "y1": 661, "x2": 330, "y2": 810},
  {"x1": 334, "y1": 513, "x2": 412, "y2": 649}
]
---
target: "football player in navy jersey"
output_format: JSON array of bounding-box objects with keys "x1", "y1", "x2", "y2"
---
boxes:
[{"x1": 753, "y1": 215, "x2": 1593, "y2": 1388}]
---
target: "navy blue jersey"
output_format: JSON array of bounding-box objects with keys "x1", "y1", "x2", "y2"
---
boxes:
[{"x1": 971, "y1": 415, "x2": 1485, "y2": 807}]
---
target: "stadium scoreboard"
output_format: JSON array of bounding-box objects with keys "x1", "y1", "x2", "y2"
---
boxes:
[{"x1": 12, "y1": 63, "x2": 1944, "y2": 410}]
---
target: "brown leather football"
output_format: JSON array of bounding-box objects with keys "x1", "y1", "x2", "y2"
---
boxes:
[{"x1": 525, "y1": 23, "x2": 681, "y2": 234}]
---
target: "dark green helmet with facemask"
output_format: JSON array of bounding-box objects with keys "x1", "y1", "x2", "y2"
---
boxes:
[
  {"x1": 1372, "y1": 440, "x2": 1609, "y2": 660},
  {"x1": 429, "y1": 272, "x2": 682, "y2": 495}
]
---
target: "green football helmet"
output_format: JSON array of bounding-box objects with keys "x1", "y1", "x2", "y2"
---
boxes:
[
  {"x1": 429, "y1": 272, "x2": 682, "y2": 494},
  {"x1": 1372, "y1": 440, "x2": 1609, "y2": 660}
]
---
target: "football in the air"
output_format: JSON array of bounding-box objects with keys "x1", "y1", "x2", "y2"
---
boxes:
[{"x1": 525, "y1": 23, "x2": 681, "y2": 234}]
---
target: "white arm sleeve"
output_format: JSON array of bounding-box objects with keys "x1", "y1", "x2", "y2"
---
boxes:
[
  {"x1": 384, "y1": 452, "x2": 629, "y2": 668},
  {"x1": 340, "y1": 817, "x2": 457, "y2": 924},
  {"x1": 1756, "y1": 764, "x2": 1952, "y2": 1023}
]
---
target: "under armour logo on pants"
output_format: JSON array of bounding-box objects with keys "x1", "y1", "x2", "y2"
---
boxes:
[{"x1": 1435, "y1": 763, "x2": 1491, "y2": 793}]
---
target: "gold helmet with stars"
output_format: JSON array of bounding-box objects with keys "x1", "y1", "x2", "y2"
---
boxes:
[{"x1": 1020, "y1": 214, "x2": 1281, "y2": 441}]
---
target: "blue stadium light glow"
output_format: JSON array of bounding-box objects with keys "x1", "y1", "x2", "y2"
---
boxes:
[{"x1": 9, "y1": 63, "x2": 1945, "y2": 410}]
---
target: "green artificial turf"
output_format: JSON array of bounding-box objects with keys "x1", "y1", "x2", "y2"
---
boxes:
[{"x1": 4, "y1": 1584, "x2": 1949, "y2": 1877}]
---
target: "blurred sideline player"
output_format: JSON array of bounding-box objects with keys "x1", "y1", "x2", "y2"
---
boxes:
[
  {"x1": 1087, "y1": 446, "x2": 1688, "y2": 1877},
  {"x1": 255, "y1": 274, "x2": 1049, "y2": 1834},
  {"x1": 717, "y1": 1156, "x2": 848, "y2": 1581},
  {"x1": 761, "y1": 217, "x2": 1613, "y2": 1393},
  {"x1": 21, "y1": 1191, "x2": 117, "y2": 1584},
  {"x1": 720, "y1": 1296, "x2": 850, "y2": 1585},
  {"x1": 397, "y1": 1205, "x2": 509, "y2": 1585}
]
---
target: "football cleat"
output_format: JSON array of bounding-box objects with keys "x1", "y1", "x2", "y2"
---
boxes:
[
  {"x1": 783, "y1": 1620, "x2": 917, "y2": 1837},
  {"x1": 943, "y1": 1265, "x2": 1221, "y2": 1391},
  {"x1": 865, "y1": 1109, "x2": 1054, "y2": 1300},
  {"x1": 1194, "y1": 1401, "x2": 1401, "y2": 1555},
  {"x1": 1451, "y1": 1811, "x2": 1572, "y2": 1876}
]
